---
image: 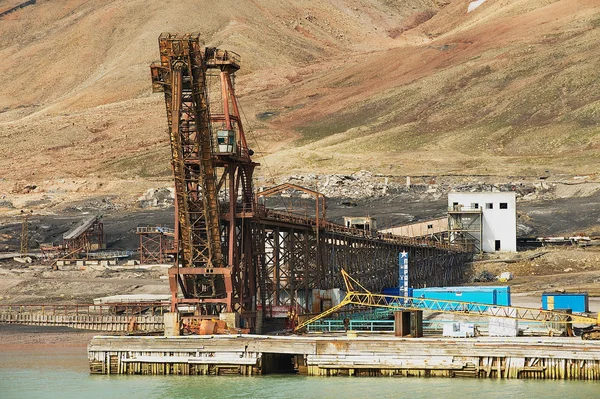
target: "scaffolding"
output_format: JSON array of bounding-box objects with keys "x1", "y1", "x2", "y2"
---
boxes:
[
  {"x1": 448, "y1": 205, "x2": 483, "y2": 253},
  {"x1": 137, "y1": 226, "x2": 175, "y2": 264}
]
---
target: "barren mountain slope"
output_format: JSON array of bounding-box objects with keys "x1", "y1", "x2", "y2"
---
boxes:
[
  {"x1": 259, "y1": 0, "x2": 600, "y2": 176},
  {"x1": 0, "y1": 0, "x2": 599, "y2": 208},
  {"x1": 0, "y1": 0, "x2": 437, "y2": 186},
  {"x1": 0, "y1": 0, "x2": 437, "y2": 111}
]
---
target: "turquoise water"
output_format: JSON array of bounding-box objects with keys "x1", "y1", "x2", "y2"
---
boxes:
[{"x1": 1, "y1": 346, "x2": 599, "y2": 399}]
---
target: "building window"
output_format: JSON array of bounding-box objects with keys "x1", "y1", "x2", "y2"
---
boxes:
[
  {"x1": 485, "y1": 203, "x2": 493, "y2": 209},
  {"x1": 499, "y1": 202, "x2": 508, "y2": 209},
  {"x1": 471, "y1": 203, "x2": 479, "y2": 209},
  {"x1": 427, "y1": 224, "x2": 433, "y2": 229},
  {"x1": 495, "y1": 240, "x2": 501, "y2": 251}
]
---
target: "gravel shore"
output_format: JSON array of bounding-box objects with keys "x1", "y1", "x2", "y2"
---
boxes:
[{"x1": 0, "y1": 324, "x2": 99, "y2": 348}]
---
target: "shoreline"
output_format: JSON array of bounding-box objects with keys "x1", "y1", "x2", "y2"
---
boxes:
[{"x1": 0, "y1": 324, "x2": 99, "y2": 348}]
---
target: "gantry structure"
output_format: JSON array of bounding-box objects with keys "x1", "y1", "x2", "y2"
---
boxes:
[
  {"x1": 151, "y1": 33, "x2": 471, "y2": 330},
  {"x1": 137, "y1": 226, "x2": 176, "y2": 264}
]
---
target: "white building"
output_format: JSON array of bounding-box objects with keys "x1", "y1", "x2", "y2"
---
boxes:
[{"x1": 448, "y1": 192, "x2": 517, "y2": 253}]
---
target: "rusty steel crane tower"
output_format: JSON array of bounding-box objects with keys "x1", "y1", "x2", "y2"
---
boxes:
[{"x1": 151, "y1": 33, "x2": 258, "y2": 324}]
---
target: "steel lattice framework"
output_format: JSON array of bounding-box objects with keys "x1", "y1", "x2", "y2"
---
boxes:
[
  {"x1": 137, "y1": 227, "x2": 175, "y2": 264},
  {"x1": 253, "y1": 211, "x2": 471, "y2": 316},
  {"x1": 151, "y1": 33, "x2": 258, "y2": 321},
  {"x1": 151, "y1": 33, "x2": 230, "y2": 310},
  {"x1": 151, "y1": 33, "x2": 473, "y2": 330}
]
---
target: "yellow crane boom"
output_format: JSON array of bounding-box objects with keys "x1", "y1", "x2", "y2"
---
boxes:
[{"x1": 295, "y1": 270, "x2": 600, "y2": 335}]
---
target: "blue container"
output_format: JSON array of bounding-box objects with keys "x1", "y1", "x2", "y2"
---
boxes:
[
  {"x1": 411, "y1": 286, "x2": 511, "y2": 310},
  {"x1": 489, "y1": 286, "x2": 511, "y2": 306},
  {"x1": 542, "y1": 292, "x2": 589, "y2": 313}
]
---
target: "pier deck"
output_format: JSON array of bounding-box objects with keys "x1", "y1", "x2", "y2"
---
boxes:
[{"x1": 88, "y1": 334, "x2": 600, "y2": 379}]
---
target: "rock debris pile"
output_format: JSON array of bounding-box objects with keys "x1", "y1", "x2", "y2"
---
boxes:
[
  {"x1": 136, "y1": 173, "x2": 593, "y2": 208},
  {"x1": 281, "y1": 171, "x2": 559, "y2": 201},
  {"x1": 137, "y1": 188, "x2": 174, "y2": 209}
]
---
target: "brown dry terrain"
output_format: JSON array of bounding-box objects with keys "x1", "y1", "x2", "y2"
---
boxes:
[
  {"x1": 1, "y1": 0, "x2": 599, "y2": 203},
  {"x1": 0, "y1": 263, "x2": 169, "y2": 304},
  {"x1": 469, "y1": 247, "x2": 600, "y2": 296},
  {"x1": 0, "y1": 324, "x2": 96, "y2": 347},
  {"x1": 1, "y1": 1, "x2": 600, "y2": 306}
]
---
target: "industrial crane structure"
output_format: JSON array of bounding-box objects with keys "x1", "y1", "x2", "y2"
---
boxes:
[
  {"x1": 150, "y1": 33, "x2": 473, "y2": 331},
  {"x1": 295, "y1": 270, "x2": 600, "y2": 339},
  {"x1": 151, "y1": 33, "x2": 257, "y2": 321}
]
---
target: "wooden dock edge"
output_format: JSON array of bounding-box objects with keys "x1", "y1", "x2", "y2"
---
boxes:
[{"x1": 87, "y1": 334, "x2": 600, "y2": 379}]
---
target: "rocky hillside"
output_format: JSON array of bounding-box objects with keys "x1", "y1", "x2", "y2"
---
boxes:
[{"x1": 0, "y1": 0, "x2": 599, "y2": 209}]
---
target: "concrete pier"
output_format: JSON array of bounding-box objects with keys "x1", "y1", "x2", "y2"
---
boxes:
[{"x1": 88, "y1": 334, "x2": 600, "y2": 379}]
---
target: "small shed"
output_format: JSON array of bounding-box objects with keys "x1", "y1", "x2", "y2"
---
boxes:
[{"x1": 542, "y1": 292, "x2": 589, "y2": 313}]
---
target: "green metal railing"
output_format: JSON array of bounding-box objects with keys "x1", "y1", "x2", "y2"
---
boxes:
[{"x1": 307, "y1": 319, "x2": 394, "y2": 332}]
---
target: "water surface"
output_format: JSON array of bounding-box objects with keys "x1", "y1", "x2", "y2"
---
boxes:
[{"x1": 1, "y1": 343, "x2": 599, "y2": 399}]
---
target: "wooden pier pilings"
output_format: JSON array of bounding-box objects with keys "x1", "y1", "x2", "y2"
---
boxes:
[{"x1": 88, "y1": 334, "x2": 600, "y2": 380}]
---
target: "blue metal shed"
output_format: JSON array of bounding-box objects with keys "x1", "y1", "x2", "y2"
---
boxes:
[
  {"x1": 411, "y1": 286, "x2": 511, "y2": 308},
  {"x1": 541, "y1": 292, "x2": 589, "y2": 313}
]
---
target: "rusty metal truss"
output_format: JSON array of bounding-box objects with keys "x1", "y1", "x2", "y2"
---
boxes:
[
  {"x1": 60, "y1": 216, "x2": 104, "y2": 260},
  {"x1": 137, "y1": 227, "x2": 175, "y2": 264},
  {"x1": 151, "y1": 33, "x2": 223, "y2": 270},
  {"x1": 151, "y1": 33, "x2": 259, "y2": 322},
  {"x1": 151, "y1": 33, "x2": 472, "y2": 331},
  {"x1": 151, "y1": 33, "x2": 230, "y2": 313},
  {"x1": 253, "y1": 212, "x2": 471, "y2": 317}
]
